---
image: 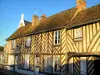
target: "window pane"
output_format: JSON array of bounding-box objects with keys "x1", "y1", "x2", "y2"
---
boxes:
[
  {"x1": 26, "y1": 37, "x2": 31, "y2": 47},
  {"x1": 12, "y1": 40, "x2": 16, "y2": 49},
  {"x1": 55, "y1": 31, "x2": 57, "y2": 35},
  {"x1": 58, "y1": 39, "x2": 60, "y2": 44},
  {"x1": 55, "y1": 40, "x2": 57, "y2": 44},
  {"x1": 54, "y1": 31, "x2": 60, "y2": 45},
  {"x1": 57, "y1": 31, "x2": 60, "y2": 44},
  {"x1": 55, "y1": 35, "x2": 57, "y2": 40},
  {"x1": 58, "y1": 34, "x2": 60, "y2": 40}
]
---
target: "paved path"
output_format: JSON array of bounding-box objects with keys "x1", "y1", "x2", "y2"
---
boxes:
[{"x1": 0, "y1": 69, "x2": 27, "y2": 75}]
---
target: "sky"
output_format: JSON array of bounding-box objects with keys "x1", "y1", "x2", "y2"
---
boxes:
[{"x1": 0, "y1": 0, "x2": 100, "y2": 46}]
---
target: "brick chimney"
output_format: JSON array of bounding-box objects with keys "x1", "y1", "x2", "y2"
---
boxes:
[
  {"x1": 32, "y1": 15, "x2": 39, "y2": 26},
  {"x1": 76, "y1": 0, "x2": 86, "y2": 11},
  {"x1": 40, "y1": 14, "x2": 46, "y2": 21},
  {"x1": 71, "y1": 0, "x2": 86, "y2": 21}
]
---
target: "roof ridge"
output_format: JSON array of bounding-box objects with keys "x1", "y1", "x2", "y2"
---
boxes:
[
  {"x1": 48, "y1": 7, "x2": 76, "y2": 19},
  {"x1": 85, "y1": 4, "x2": 100, "y2": 11},
  {"x1": 48, "y1": 4, "x2": 100, "y2": 19}
]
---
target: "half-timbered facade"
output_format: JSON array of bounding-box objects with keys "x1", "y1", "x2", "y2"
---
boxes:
[{"x1": 4, "y1": 0, "x2": 100, "y2": 75}]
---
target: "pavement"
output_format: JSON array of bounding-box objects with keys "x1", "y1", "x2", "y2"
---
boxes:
[{"x1": 0, "y1": 68, "x2": 27, "y2": 75}]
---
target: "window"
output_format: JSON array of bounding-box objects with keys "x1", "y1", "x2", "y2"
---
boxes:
[
  {"x1": 54, "y1": 31, "x2": 60, "y2": 45},
  {"x1": 74, "y1": 28, "x2": 82, "y2": 41},
  {"x1": 26, "y1": 36, "x2": 31, "y2": 47},
  {"x1": 17, "y1": 55, "x2": 24, "y2": 69},
  {"x1": 24, "y1": 54, "x2": 29, "y2": 69},
  {"x1": 11, "y1": 40, "x2": 16, "y2": 49},
  {"x1": 54, "y1": 56, "x2": 60, "y2": 73}
]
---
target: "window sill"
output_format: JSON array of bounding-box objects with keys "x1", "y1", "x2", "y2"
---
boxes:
[
  {"x1": 53, "y1": 43, "x2": 61, "y2": 47},
  {"x1": 74, "y1": 37, "x2": 82, "y2": 42}
]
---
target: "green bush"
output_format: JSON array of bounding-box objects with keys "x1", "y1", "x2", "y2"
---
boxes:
[{"x1": 0, "y1": 46, "x2": 4, "y2": 51}]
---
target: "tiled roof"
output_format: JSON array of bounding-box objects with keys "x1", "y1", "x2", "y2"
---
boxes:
[
  {"x1": 24, "y1": 20, "x2": 31, "y2": 25},
  {"x1": 7, "y1": 4, "x2": 100, "y2": 40}
]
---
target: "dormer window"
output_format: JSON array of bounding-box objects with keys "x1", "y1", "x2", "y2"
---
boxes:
[
  {"x1": 54, "y1": 31, "x2": 61, "y2": 45},
  {"x1": 11, "y1": 40, "x2": 16, "y2": 49},
  {"x1": 25, "y1": 36, "x2": 31, "y2": 47}
]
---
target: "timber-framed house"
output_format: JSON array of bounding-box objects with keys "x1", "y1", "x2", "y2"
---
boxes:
[{"x1": 4, "y1": 0, "x2": 100, "y2": 75}]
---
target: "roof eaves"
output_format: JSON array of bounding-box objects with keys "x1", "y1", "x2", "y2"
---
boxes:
[
  {"x1": 27, "y1": 26, "x2": 66, "y2": 36},
  {"x1": 67, "y1": 19, "x2": 100, "y2": 29}
]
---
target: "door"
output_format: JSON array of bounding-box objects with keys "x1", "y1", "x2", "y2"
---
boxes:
[
  {"x1": 44, "y1": 55, "x2": 52, "y2": 73},
  {"x1": 15, "y1": 56, "x2": 18, "y2": 70},
  {"x1": 87, "y1": 57, "x2": 95, "y2": 75},
  {"x1": 94, "y1": 57, "x2": 100, "y2": 75},
  {"x1": 24, "y1": 54, "x2": 29, "y2": 69},
  {"x1": 69, "y1": 57, "x2": 87, "y2": 75},
  {"x1": 8, "y1": 55, "x2": 14, "y2": 70},
  {"x1": 53, "y1": 55, "x2": 60, "y2": 73},
  {"x1": 47, "y1": 56, "x2": 52, "y2": 72},
  {"x1": 73, "y1": 57, "x2": 80, "y2": 75},
  {"x1": 69, "y1": 57, "x2": 73, "y2": 73},
  {"x1": 34, "y1": 54, "x2": 40, "y2": 75},
  {"x1": 80, "y1": 57, "x2": 87, "y2": 75}
]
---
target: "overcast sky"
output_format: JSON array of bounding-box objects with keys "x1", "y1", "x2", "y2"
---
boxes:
[{"x1": 0, "y1": 0, "x2": 100, "y2": 46}]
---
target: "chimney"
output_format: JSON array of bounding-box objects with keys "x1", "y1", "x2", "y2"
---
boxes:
[
  {"x1": 71, "y1": 0, "x2": 86, "y2": 21},
  {"x1": 32, "y1": 15, "x2": 39, "y2": 26},
  {"x1": 76, "y1": 0, "x2": 86, "y2": 11},
  {"x1": 40, "y1": 14, "x2": 46, "y2": 21}
]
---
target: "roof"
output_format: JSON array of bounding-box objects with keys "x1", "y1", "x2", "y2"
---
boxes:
[
  {"x1": 7, "y1": 4, "x2": 100, "y2": 40},
  {"x1": 24, "y1": 20, "x2": 31, "y2": 25}
]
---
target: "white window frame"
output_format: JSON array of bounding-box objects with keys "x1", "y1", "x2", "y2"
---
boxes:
[
  {"x1": 26, "y1": 36, "x2": 31, "y2": 47},
  {"x1": 54, "y1": 31, "x2": 60, "y2": 45},
  {"x1": 11, "y1": 40, "x2": 16, "y2": 49}
]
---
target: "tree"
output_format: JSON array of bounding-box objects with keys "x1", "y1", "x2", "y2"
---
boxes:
[{"x1": 0, "y1": 46, "x2": 4, "y2": 51}]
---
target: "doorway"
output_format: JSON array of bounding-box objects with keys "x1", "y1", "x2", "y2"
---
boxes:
[
  {"x1": 34, "y1": 54, "x2": 40, "y2": 75},
  {"x1": 24, "y1": 54, "x2": 29, "y2": 69},
  {"x1": 8, "y1": 55, "x2": 14, "y2": 71},
  {"x1": 44, "y1": 55, "x2": 52, "y2": 73},
  {"x1": 94, "y1": 57, "x2": 100, "y2": 75},
  {"x1": 53, "y1": 55, "x2": 60, "y2": 73}
]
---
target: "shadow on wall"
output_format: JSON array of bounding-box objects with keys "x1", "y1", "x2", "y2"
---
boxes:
[
  {"x1": 68, "y1": 57, "x2": 100, "y2": 75},
  {"x1": 5, "y1": 55, "x2": 100, "y2": 75}
]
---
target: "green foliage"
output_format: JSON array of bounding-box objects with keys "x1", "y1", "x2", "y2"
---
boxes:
[{"x1": 0, "y1": 46, "x2": 4, "y2": 51}]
